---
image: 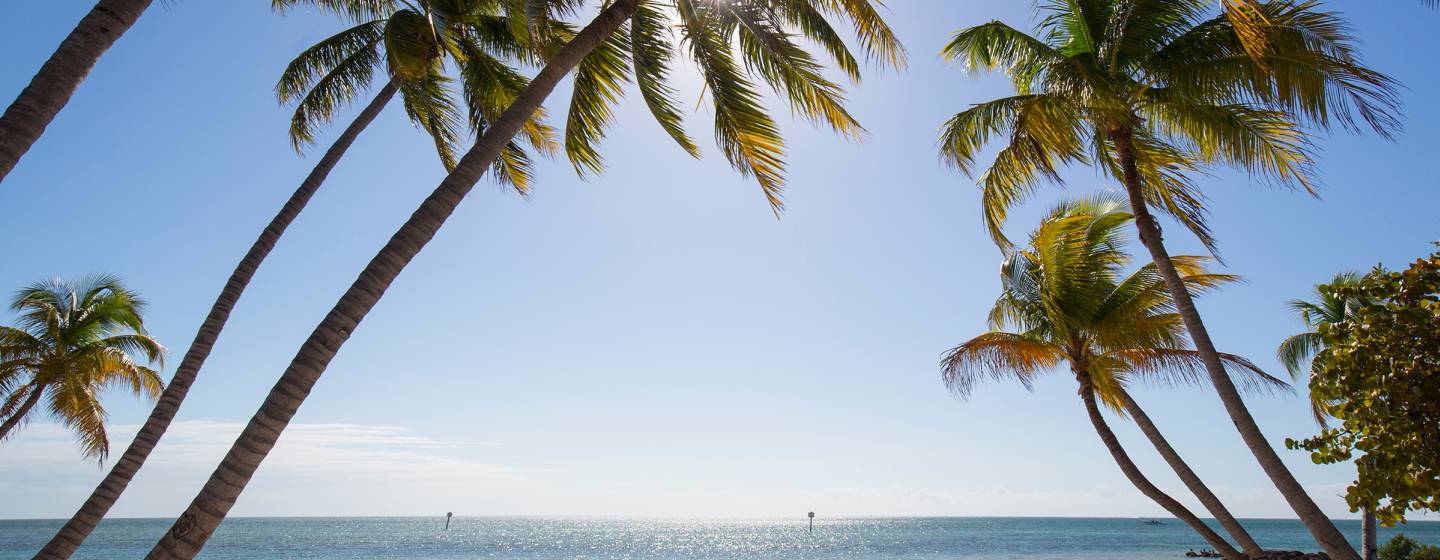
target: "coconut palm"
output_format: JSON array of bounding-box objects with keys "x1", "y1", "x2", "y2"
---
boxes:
[
  {"x1": 1278, "y1": 272, "x2": 1380, "y2": 560},
  {"x1": 937, "y1": 2, "x2": 1399, "y2": 557},
  {"x1": 942, "y1": 197, "x2": 1287, "y2": 560},
  {"x1": 144, "y1": 1, "x2": 902, "y2": 557},
  {"x1": 0, "y1": 0, "x2": 154, "y2": 185},
  {"x1": 0, "y1": 276, "x2": 165, "y2": 460},
  {"x1": 31, "y1": 3, "x2": 558, "y2": 558}
]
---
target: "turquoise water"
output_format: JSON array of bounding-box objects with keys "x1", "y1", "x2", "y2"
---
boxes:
[{"x1": 2, "y1": 517, "x2": 1438, "y2": 559}]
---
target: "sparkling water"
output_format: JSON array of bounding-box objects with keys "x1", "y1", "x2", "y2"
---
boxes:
[{"x1": 3, "y1": 517, "x2": 1438, "y2": 559}]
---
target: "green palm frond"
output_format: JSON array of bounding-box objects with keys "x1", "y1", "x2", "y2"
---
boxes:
[
  {"x1": 272, "y1": 0, "x2": 398, "y2": 22},
  {"x1": 1144, "y1": 96, "x2": 1315, "y2": 193},
  {"x1": 730, "y1": 1, "x2": 863, "y2": 138},
  {"x1": 630, "y1": 0, "x2": 699, "y2": 157},
  {"x1": 1, "y1": 276, "x2": 165, "y2": 462},
  {"x1": 946, "y1": 200, "x2": 1272, "y2": 417},
  {"x1": 676, "y1": 0, "x2": 788, "y2": 213},
  {"x1": 943, "y1": 0, "x2": 1399, "y2": 259},
  {"x1": 565, "y1": 25, "x2": 632, "y2": 175},
  {"x1": 492, "y1": 140, "x2": 537, "y2": 194},
  {"x1": 454, "y1": 37, "x2": 559, "y2": 160},
  {"x1": 769, "y1": 0, "x2": 863, "y2": 82},
  {"x1": 398, "y1": 70, "x2": 467, "y2": 171},
  {"x1": 278, "y1": 20, "x2": 386, "y2": 151},
  {"x1": 1111, "y1": 348, "x2": 1290, "y2": 396},
  {"x1": 1276, "y1": 331, "x2": 1322, "y2": 381},
  {"x1": 942, "y1": 21, "x2": 1065, "y2": 90},
  {"x1": 813, "y1": 0, "x2": 906, "y2": 68}
]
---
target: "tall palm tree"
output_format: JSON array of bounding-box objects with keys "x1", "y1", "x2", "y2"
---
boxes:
[
  {"x1": 0, "y1": 276, "x2": 165, "y2": 460},
  {"x1": 0, "y1": 0, "x2": 154, "y2": 185},
  {"x1": 1278, "y1": 272, "x2": 1379, "y2": 560},
  {"x1": 144, "y1": 1, "x2": 903, "y2": 557},
  {"x1": 31, "y1": 3, "x2": 558, "y2": 558},
  {"x1": 942, "y1": 197, "x2": 1286, "y2": 560},
  {"x1": 937, "y1": 3, "x2": 1399, "y2": 557}
]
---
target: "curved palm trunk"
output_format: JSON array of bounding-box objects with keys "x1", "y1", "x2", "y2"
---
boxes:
[
  {"x1": 0, "y1": 384, "x2": 47, "y2": 441},
  {"x1": 1109, "y1": 122, "x2": 1358, "y2": 560},
  {"x1": 0, "y1": 0, "x2": 153, "y2": 185},
  {"x1": 1118, "y1": 389, "x2": 1264, "y2": 556},
  {"x1": 30, "y1": 82, "x2": 400, "y2": 560},
  {"x1": 1076, "y1": 374, "x2": 1243, "y2": 560},
  {"x1": 144, "y1": 2, "x2": 640, "y2": 558}
]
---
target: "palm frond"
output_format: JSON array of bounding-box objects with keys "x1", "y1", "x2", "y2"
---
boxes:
[
  {"x1": 279, "y1": 21, "x2": 386, "y2": 151},
  {"x1": 941, "y1": 332, "x2": 1065, "y2": 399},
  {"x1": 565, "y1": 23, "x2": 632, "y2": 175},
  {"x1": 677, "y1": 0, "x2": 788, "y2": 213},
  {"x1": 630, "y1": 0, "x2": 700, "y2": 157}
]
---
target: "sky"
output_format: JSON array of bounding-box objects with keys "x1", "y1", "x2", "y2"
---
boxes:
[{"x1": 0, "y1": 1, "x2": 1437, "y2": 521}]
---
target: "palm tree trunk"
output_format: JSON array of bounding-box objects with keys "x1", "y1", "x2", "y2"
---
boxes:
[
  {"x1": 143, "y1": 2, "x2": 640, "y2": 558},
  {"x1": 0, "y1": 384, "x2": 47, "y2": 441},
  {"x1": 1076, "y1": 374, "x2": 1244, "y2": 560},
  {"x1": 1108, "y1": 120, "x2": 1359, "y2": 560},
  {"x1": 1118, "y1": 389, "x2": 1265, "y2": 557},
  {"x1": 0, "y1": 0, "x2": 153, "y2": 185},
  {"x1": 30, "y1": 81, "x2": 400, "y2": 560},
  {"x1": 1362, "y1": 508, "x2": 1377, "y2": 560}
]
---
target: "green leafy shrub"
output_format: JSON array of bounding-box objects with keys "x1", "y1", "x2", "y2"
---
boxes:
[
  {"x1": 1412, "y1": 545, "x2": 1440, "y2": 560},
  {"x1": 1381, "y1": 534, "x2": 1419, "y2": 560}
]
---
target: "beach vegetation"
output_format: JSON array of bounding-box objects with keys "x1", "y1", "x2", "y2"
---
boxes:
[
  {"x1": 143, "y1": 1, "x2": 904, "y2": 557},
  {"x1": 937, "y1": 2, "x2": 1399, "y2": 556},
  {"x1": 1287, "y1": 251, "x2": 1440, "y2": 526},
  {"x1": 941, "y1": 196, "x2": 1285, "y2": 560},
  {"x1": 29, "y1": 3, "x2": 562, "y2": 557},
  {"x1": 0, "y1": 275, "x2": 165, "y2": 461}
]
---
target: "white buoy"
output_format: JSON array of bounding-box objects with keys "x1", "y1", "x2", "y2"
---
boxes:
[
  {"x1": 445, "y1": 512, "x2": 453, "y2": 530},
  {"x1": 808, "y1": 512, "x2": 815, "y2": 533}
]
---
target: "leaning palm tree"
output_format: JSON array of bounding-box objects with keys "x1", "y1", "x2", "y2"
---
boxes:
[
  {"x1": 1278, "y1": 272, "x2": 1380, "y2": 560},
  {"x1": 31, "y1": 3, "x2": 558, "y2": 558},
  {"x1": 0, "y1": 0, "x2": 155, "y2": 185},
  {"x1": 938, "y1": 2, "x2": 1399, "y2": 557},
  {"x1": 0, "y1": 276, "x2": 165, "y2": 460},
  {"x1": 942, "y1": 197, "x2": 1286, "y2": 560},
  {"x1": 144, "y1": 1, "x2": 902, "y2": 557}
]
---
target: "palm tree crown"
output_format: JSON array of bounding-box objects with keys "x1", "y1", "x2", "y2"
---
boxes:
[
  {"x1": 943, "y1": 196, "x2": 1285, "y2": 407},
  {"x1": 276, "y1": 0, "x2": 564, "y2": 190},
  {"x1": 940, "y1": 0, "x2": 1399, "y2": 251},
  {"x1": 0, "y1": 275, "x2": 165, "y2": 461},
  {"x1": 1276, "y1": 271, "x2": 1367, "y2": 425}
]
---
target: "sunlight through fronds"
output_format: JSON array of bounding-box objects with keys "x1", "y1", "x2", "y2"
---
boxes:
[{"x1": 939, "y1": 0, "x2": 1400, "y2": 254}]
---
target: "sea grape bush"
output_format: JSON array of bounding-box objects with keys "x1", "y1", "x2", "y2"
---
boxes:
[{"x1": 1287, "y1": 250, "x2": 1440, "y2": 524}]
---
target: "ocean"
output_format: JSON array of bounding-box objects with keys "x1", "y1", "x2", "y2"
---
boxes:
[{"x1": 3, "y1": 517, "x2": 1438, "y2": 559}]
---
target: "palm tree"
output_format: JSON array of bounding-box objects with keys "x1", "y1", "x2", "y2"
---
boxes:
[
  {"x1": 937, "y1": 3, "x2": 1399, "y2": 557},
  {"x1": 0, "y1": 276, "x2": 165, "y2": 460},
  {"x1": 942, "y1": 197, "x2": 1286, "y2": 560},
  {"x1": 0, "y1": 0, "x2": 155, "y2": 185},
  {"x1": 144, "y1": 1, "x2": 903, "y2": 557},
  {"x1": 31, "y1": 3, "x2": 558, "y2": 558},
  {"x1": 1278, "y1": 272, "x2": 1379, "y2": 560}
]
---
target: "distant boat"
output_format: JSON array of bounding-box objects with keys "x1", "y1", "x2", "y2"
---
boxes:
[{"x1": 1143, "y1": 520, "x2": 1164, "y2": 525}]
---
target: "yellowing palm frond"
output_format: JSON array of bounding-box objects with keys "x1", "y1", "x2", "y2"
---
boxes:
[{"x1": 941, "y1": 332, "x2": 1066, "y2": 399}]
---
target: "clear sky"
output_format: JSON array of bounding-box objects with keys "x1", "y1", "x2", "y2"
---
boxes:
[{"x1": 1, "y1": 1, "x2": 1436, "y2": 521}]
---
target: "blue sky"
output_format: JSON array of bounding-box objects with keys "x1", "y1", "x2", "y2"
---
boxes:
[{"x1": 1, "y1": 1, "x2": 1436, "y2": 520}]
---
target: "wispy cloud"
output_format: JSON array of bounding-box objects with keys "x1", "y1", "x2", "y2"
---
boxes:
[{"x1": 0, "y1": 422, "x2": 546, "y2": 518}]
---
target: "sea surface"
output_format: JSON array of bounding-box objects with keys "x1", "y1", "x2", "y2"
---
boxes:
[{"x1": 3, "y1": 517, "x2": 1438, "y2": 560}]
